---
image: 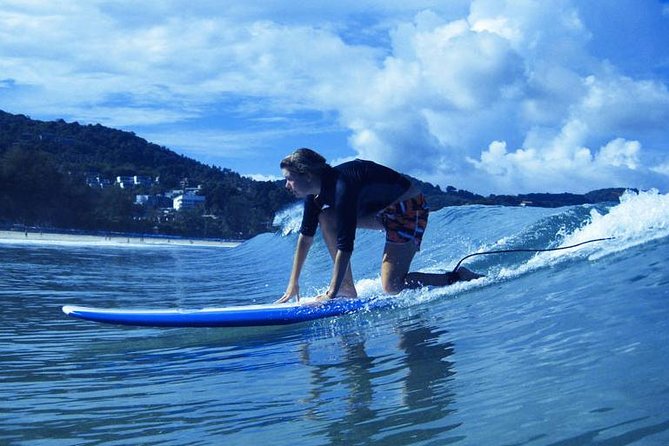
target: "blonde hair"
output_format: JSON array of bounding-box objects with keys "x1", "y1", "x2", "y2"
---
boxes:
[{"x1": 280, "y1": 148, "x2": 330, "y2": 175}]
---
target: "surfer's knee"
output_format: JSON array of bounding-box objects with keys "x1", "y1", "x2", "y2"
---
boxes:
[{"x1": 381, "y1": 276, "x2": 404, "y2": 295}]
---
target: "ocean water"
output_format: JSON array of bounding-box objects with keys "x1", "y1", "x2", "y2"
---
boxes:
[{"x1": 1, "y1": 189, "x2": 668, "y2": 445}]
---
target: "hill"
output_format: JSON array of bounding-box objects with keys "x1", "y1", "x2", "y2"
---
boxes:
[
  {"x1": 412, "y1": 178, "x2": 629, "y2": 209},
  {"x1": 0, "y1": 110, "x2": 293, "y2": 238},
  {"x1": 0, "y1": 110, "x2": 628, "y2": 239}
]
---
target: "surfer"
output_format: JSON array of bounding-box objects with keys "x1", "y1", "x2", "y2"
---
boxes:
[{"x1": 276, "y1": 148, "x2": 482, "y2": 303}]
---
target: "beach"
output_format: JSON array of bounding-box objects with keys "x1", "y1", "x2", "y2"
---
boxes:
[{"x1": 0, "y1": 229, "x2": 241, "y2": 248}]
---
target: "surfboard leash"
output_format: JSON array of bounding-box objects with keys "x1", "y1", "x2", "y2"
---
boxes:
[{"x1": 452, "y1": 237, "x2": 615, "y2": 273}]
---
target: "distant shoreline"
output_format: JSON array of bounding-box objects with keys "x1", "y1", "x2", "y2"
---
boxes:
[{"x1": 0, "y1": 229, "x2": 242, "y2": 248}]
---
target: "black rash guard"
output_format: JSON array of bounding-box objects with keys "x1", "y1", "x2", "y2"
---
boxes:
[{"x1": 299, "y1": 159, "x2": 411, "y2": 252}]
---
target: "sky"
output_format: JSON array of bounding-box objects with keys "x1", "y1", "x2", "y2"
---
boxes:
[{"x1": 1, "y1": 0, "x2": 669, "y2": 194}]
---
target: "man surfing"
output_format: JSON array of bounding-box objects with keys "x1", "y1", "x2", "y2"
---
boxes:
[{"x1": 276, "y1": 148, "x2": 482, "y2": 303}]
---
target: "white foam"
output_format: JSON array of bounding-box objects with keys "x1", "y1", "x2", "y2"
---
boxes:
[
  {"x1": 273, "y1": 203, "x2": 303, "y2": 236},
  {"x1": 515, "y1": 189, "x2": 669, "y2": 272},
  {"x1": 280, "y1": 189, "x2": 669, "y2": 308},
  {"x1": 353, "y1": 271, "x2": 489, "y2": 309},
  {"x1": 568, "y1": 189, "x2": 669, "y2": 260},
  {"x1": 353, "y1": 277, "x2": 386, "y2": 298}
]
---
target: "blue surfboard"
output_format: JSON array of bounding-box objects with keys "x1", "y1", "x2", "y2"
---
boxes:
[{"x1": 62, "y1": 297, "x2": 386, "y2": 327}]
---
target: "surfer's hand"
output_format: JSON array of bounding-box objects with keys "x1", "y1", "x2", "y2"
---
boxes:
[
  {"x1": 276, "y1": 284, "x2": 300, "y2": 303},
  {"x1": 275, "y1": 293, "x2": 297, "y2": 304}
]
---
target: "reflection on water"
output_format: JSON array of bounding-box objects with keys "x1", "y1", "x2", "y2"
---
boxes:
[
  {"x1": 300, "y1": 317, "x2": 461, "y2": 445},
  {"x1": 398, "y1": 325, "x2": 461, "y2": 441},
  {"x1": 3, "y1": 197, "x2": 669, "y2": 445}
]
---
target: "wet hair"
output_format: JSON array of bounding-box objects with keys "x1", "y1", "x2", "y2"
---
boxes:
[{"x1": 280, "y1": 148, "x2": 330, "y2": 176}]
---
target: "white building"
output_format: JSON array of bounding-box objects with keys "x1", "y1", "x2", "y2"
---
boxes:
[
  {"x1": 116, "y1": 176, "x2": 134, "y2": 189},
  {"x1": 116, "y1": 175, "x2": 155, "y2": 188},
  {"x1": 85, "y1": 174, "x2": 112, "y2": 189},
  {"x1": 133, "y1": 175, "x2": 153, "y2": 187},
  {"x1": 135, "y1": 194, "x2": 150, "y2": 205},
  {"x1": 173, "y1": 192, "x2": 205, "y2": 210}
]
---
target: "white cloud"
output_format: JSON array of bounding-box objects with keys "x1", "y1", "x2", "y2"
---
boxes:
[
  {"x1": 465, "y1": 69, "x2": 669, "y2": 192},
  {"x1": 328, "y1": 0, "x2": 669, "y2": 193},
  {"x1": 0, "y1": 6, "x2": 327, "y2": 112},
  {"x1": 1, "y1": 0, "x2": 668, "y2": 194},
  {"x1": 596, "y1": 138, "x2": 640, "y2": 170},
  {"x1": 652, "y1": 163, "x2": 669, "y2": 176},
  {"x1": 470, "y1": 136, "x2": 644, "y2": 192},
  {"x1": 244, "y1": 173, "x2": 282, "y2": 182},
  {"x1": 577, "y1": 73, "x2": 669, "y2": 136},
  {"x1": 331, "y1": 7, "x2": 527, "y2": 180}
]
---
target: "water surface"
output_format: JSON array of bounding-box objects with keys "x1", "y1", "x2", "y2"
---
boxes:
[{"x1": 2, "y1": 190, "x2": 668, "y2": 445}]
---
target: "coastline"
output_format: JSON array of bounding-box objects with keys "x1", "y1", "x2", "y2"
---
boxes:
[{"x1": 0, "y1": 229, "x2": 242, "y2": 248}]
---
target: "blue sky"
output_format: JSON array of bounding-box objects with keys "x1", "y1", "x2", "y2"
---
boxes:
[{"x1": 1, "y1": 0, "x2": 669, "y2": 194}]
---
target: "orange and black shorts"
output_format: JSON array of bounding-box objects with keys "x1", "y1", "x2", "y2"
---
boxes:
[{"x1": 377, "y1": 194, "x2": 429, "y2": 249}]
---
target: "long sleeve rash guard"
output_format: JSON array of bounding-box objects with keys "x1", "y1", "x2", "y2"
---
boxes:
[{"x1": 299, "y1": 159, "x2": 411, "y2": 252}]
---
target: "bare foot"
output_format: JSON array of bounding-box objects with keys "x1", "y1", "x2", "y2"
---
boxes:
[
  {"x1": 336, "y1": 287, "x2": 358, "y2": 299},
  {"x1": 455, "y1": 267, "x2": 484, "y2": 282}
]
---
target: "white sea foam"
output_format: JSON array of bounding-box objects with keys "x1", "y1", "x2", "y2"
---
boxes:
[
  {"x1": 278, "y1": 189, "x2": 669, "y2": 306},
  {"x1": 273, "y1": 203, "x2": 303, "y2": 236},
  {"x1": 354, "y1": 277, "x2": 385, "y2": 298},
  {"x1": 567, "y1": 189, "x2": 669, "y2": 260},
  {"x1": 514, "y1": 189, "x2": 669, "y2": 273}
]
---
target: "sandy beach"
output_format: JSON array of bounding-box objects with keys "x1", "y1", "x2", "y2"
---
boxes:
[{"x1": 0, "y1": 230, "x2": 241, "y2": 248}]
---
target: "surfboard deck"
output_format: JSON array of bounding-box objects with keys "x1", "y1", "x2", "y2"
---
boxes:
[{"x1": 62, "y1": 297, "x2": 385, "y2": 327}]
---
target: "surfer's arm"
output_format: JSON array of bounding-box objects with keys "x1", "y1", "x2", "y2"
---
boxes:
[
  {"x1": 319, "y1": 249, "x2": 352, "y2": 300},
  {"x1": 276, "y1": 233, "x2": 314, "y2": 303},
  {"x1": 316, "y1": 179, "x2": 357, "y2": 300}
]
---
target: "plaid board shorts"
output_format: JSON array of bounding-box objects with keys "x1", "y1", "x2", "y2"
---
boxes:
[{"x1": 377, "y1": 193, "x2": 429, "y2": 249}]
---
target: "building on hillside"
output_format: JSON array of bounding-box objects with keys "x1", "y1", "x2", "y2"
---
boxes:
[
  {"x1": 135, "y1": 195, "x2": 150, "y2": 205},
  {"x1": 173, "y1": 192, "x2": 206, "y2": 210},
  {"x1": 115, "y1": 175, "x2": 156, "y2": 189},
  {"x1": 116, "y1": 176, "x2": 135, "y2": 189},
  {"x1": 135, "y1": 194, "x2": 173, "y2": 207},
  {"x1": 85, "y1": 173, "x2": 112, "y2": 189},
  {"x1": 166, "y1": 185, "x2": 202, "y2": 199},
  {"x1": 133, "y1": 176, "x2": 154, "y2": 187}
]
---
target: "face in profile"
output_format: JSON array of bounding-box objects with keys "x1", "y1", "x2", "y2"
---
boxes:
[{"x1": 282, "y1": 168, "x2": 316, "y2": 198}]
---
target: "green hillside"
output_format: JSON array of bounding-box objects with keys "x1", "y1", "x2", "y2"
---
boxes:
[
  {"x1": 0, "y1": 110, "x2": 293, "y2": 238},
  {"x1": 0, "y1": 110, "x2": 628, "y2": 239}
]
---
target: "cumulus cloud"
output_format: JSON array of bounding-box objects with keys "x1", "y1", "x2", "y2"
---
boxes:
[
  {"x1": 470, "y1": 137, "x2": 642, "y2": 192},
  {"x1": 1, "y1": 5, "x2": 322, "y2": 113},
  {"x1": 1, "y1": 0, "x2": 668, "y2": 193},
  {"x1": 467, "y1": 70, "x2": 669, "y2": 192},
  {"x1": 338, "y1": 9, "x2": 527, "y2": 178},
  {"x1": 330, "y1": 0, "x2": 669, "y2": 193},
  {"x1": 652, "y1": 163, "x2": 669, "y2": 176},
  {"x1": 597, "y1": 139, "x2": 641, "y2": 169}
]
